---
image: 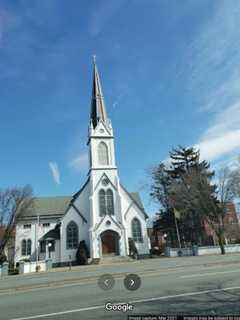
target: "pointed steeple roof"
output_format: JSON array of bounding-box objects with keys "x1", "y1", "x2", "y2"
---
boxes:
[{"x1": 90, "y1": 58, "x2": 108, "y2": 128}]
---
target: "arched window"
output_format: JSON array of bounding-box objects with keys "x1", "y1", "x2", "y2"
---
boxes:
[
  {"x1": 21, "y1": 239, "x2": 27, "y2": 256},
  {"x1": 66, "y1": 221, "x2": 79, "y2": 249},
  {"x1": 106, "y1": 189, "x2": 114, "y2": 215},
  {"x1": 132, "y1": 218, "x2": 143, "y2": 242},
  {"x1": 99, "y1": 189, "x2": 106, "y2": 216},
  {"x1": 99, "y1": 189, "x2": 114, "y2": 216},
  {"x1": 27, "y1": 239, "x2": 32, "y2": 255},
  {"x1": 98, "y1": 142, "x2": 109, "y2": 165}
]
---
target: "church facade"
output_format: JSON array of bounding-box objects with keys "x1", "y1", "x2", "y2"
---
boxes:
[{"x1": 15, "y1": 62, "x2": 150, "y2": 266}]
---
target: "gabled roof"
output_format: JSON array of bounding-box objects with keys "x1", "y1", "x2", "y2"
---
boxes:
[
  {"x1": 19, "y1": 196, "x2": 72, "y2": 218},
  {"x1": 17, "y1": 190, "x2": 147, "y2": 220},
  {"x1": 40, "y1": 224, "x2": 60, "y2": 241},
  {"x1": 121, "y1": 185, "x2": 148, "y2": 219},
  {"x1": 130, "y1": 192, "x2": 144, "y2": 210},
  {"x1": 72, "y1": 177, "x2": 90, "y2": 201}
]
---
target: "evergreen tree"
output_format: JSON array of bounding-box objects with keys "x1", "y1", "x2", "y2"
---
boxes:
[
  {"x1": 167, "y1": 146, "x2": 200, "y2": 178},
  {"x1": 76, "y1": 240, "x2": 90, "y2": 265},
  {"x1": 150, "y1": 163, "x2": 178, "y2": 247},
  {"x1": 167, "y1": 146, "x2": 215, "y2": 245}
]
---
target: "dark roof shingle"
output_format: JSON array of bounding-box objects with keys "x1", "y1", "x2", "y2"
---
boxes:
[{"x1": 20, "y1": 196, "x2": 72, "y2": 218}]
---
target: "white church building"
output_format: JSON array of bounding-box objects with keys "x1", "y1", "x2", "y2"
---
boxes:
[{"x1": 15, "y1": 61, "x2": 150, "y2": 266}]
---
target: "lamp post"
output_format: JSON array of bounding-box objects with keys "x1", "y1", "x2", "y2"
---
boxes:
[
  {"x1": 163, "y1": 233, "x2": 168, "y2": 246},
  {"x1": 48, "y1": 242, "x2": 52, "y2": 259}
]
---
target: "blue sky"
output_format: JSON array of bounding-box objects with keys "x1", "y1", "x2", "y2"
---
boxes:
[{"x1": 1, "y1": 0, "x2": 240, "y2": 216}]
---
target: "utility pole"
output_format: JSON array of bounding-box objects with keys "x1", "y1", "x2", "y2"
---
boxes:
[
  {"x1": 174, "y1": 216, "x2": 182, "y2": 249},
  {"x1": 173, "y1": 208, "x2": 182, "y2": 249},
  {"x1": 36, "y1": 216, "x2": 40, "y2": 264}
]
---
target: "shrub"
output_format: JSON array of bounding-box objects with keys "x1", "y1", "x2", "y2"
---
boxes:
[
  {"x1": 0, "y1": 252, "x2": 7, "y2": 265},
  {"x1": 128, "y1": 238, "x2": 138, "y2": 259},
  {"x1": 76, "y1": 241, "x2": 90, "y2": 265},
  {"x1": 150, "y1": 247, "x2": 161, "y2": 255},
  {"x1": 36, "y1": 265, "x2": 41, "y2": 272}
]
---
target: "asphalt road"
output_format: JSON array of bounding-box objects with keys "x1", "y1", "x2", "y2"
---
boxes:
[{"x1": 1, "y1": 254, "x2": 240, "y2": 320}]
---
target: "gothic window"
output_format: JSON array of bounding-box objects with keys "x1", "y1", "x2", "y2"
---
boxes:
[
  {"x1": 40, "y1": 241, "x2": 46, "y2": 253},
  {"x1": 27, "y1": 239, "x2": 32, "y2": 255},
  {"x1": 98, "y1": 142, "x2": 109, "y2": 165},
  {"x1": 132, "y1": 218, "x2": 143, "y2": 243},
  {"x1": 21, "y1": 239, "x2": 27, "y2": 256},
  {"x1": 99, "y1": 189, "x2": 107, "y2": 216},
  {"x1": 106, "y1": 189, "x2": 114, "y2": 215},
  {"x1": 99, "y1": 189, "x2": 114, "y2": 216},
  {"x1": 66, "y1": 221, "x2": 79, "y2": 249}
]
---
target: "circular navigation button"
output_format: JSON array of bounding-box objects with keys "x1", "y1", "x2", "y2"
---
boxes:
[
  {"x1": 98, "y1": 274, "x2": 115, "y2": 291},
  {"x1": 124, "y1": 274, "x2": 141, "y2": 291}
]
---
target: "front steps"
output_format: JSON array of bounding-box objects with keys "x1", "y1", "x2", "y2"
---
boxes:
[{"x1": 99, "y1": 255, "x2": 135, "y2": 265}]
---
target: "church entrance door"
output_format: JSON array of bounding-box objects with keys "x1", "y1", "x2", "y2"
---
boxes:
[{"x1": 101, "y1": 230, "x2": 119, "y2": 256}]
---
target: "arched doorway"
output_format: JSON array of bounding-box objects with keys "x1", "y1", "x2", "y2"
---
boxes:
[{"x1": 101, "y1": 230, "x2": 119, "y2": 256}]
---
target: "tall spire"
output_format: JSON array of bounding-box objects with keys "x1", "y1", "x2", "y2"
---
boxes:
[{"x1": 90, "y1": 57, "x2": 108, "y2": 128}]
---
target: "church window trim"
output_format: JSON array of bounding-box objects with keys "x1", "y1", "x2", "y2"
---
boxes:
[
  {"x1": 66, "y1": 221, "x2": 79, "y2": 249},
  {"x1": 98, "y1": 142, "x2": 109, "y2": 165},
  {"x1": 131, "y1": 218, "x2": 143, "y2": 243},
  {"x1": 106, "y1": 189, "x2": 114, "y2": 215},
  {"x1": 94, "y1": 174, "x2": 117, "y2": 192},
  {"x1": 21, "y1": 239, "x2": 27, "y2": 256},
  {"x1": 21, "y1": 239, "x2": 32, "y2": 256},
  {"x1": 99, "y1": 189, "x2": 107, "y2": 216},
  {"x1": 98, "y1": 188, "x2": 114, "y2": 216},
  {"x1": 27, "y1": 239, "x2": 32, "y2": 255}
]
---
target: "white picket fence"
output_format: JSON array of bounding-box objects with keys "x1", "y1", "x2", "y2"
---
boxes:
[
  {"x1": 0, "y1": 262, "x2": 9, "y2": 277},
  {"x1": 198, "y1": 244, "x2": 240, "y2": 255},
  {"x1": 165, "y1": 244, "x2": 240, "y2": 257},
  {"x1": 22, "y1": 261, "x2": 47, "y2": 273}
]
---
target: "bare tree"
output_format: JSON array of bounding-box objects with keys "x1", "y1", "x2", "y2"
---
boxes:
[{"x1": 0, "y1": 185, "x2": 34, "y2": 264}]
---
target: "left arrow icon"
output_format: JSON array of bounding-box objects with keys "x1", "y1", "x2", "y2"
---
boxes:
[{"x1": 98, "y1": 274, "x2": 115, "y2": 291}]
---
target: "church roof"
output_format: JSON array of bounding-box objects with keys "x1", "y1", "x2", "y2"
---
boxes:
[
  {"x1": 18, "y1": 192, "x2": 146, "y2": 218},
  {"x1": 90, "y1": 60, "x2": 108, "y2": 128},
  {"x1": 130, "y1": 192, "x2": 144, "y2": 209},
  {"x1": 40, "y1": 224, "x2": 60, "y2": 241},
  {"x1": 121, "y1": 187, "x2": 148, "y2": 219},
  {"x1": 19, "y1": 196, "x2": 72, "y2": 218}
]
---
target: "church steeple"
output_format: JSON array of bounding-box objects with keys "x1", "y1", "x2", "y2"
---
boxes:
[{"x1": 90, "y1": 58, "x2": 108, "y2": 129}]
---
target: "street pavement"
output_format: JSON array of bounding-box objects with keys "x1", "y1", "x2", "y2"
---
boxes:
[{"x1": 1, "y1": 254, "x2": 240, "y2": 319}]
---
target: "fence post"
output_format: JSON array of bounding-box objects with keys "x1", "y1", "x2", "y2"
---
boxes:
[
  {"x1": 192, "y1": 245, "x2": 199, "y2": 256},
  {"x1": 165, "y1": 247, "x2": 171, "y2": 257},
  {"x1": 19, "y1": 261, "x2": 25, "y2": 274},
  {"x1": 2, "y1": 262, "x2": 9, "y2": 277},
  {"x1": 46, "y1": 259, "x2": 52, "y2": 271}
]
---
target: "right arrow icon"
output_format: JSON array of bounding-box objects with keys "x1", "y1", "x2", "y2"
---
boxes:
[{"x1": 124, "y1": 274, "x2": 141, "y2": 291}]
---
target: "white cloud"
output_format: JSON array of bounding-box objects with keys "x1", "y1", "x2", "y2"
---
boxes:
[
  {"x1": 69, "y1": 152, "x2": 88, "y2": 172},
  {"x1": 196, "y1": 130, "x2": 240, "y2": 162},
  {"x1": 196, "y1": 100, "x2": 240, "y2": 162},
  {"x1": 48, "y1": 161, "x2": 61, "y2": 185},
  {"x1": 181, "y1": 2, "x2": 240, "y2": 164}
]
